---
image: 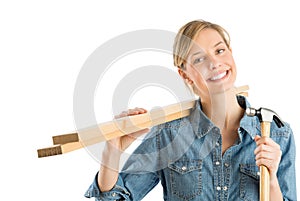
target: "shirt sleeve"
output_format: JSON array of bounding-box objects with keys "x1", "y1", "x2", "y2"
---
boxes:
[
  {"x1": 84, "y1": 172, "x2": 131, "y2": 200},
  {"x1": 276, "y1": 123, "x2": 297, "y2": 201},
  {"x1": 84, "y1": 127, "x2": 161, "y2": 201}
]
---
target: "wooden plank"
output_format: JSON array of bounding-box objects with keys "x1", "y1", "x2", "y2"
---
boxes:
[
  {"x1": 52, "y1": 85, "x2": 249, "y2": 145},
  {"x1": 235, "y1": 85, "x2": 249, "y2": 95},
  {"x1": 37, "y1": 108, "x2": 191, "y2": 157},
  {"x1": 51, "y1": 99, "x2": 195, "y2": 145},
  {"x1": 52, "y1": 133, "x2": 78, "y2": 145},
  {"x1": 37, "y1": 85, "x2": 249, "y2": 157},
  {"x1": 38, "y1": 141, "x2": 94, "y2": 158},
  {"x1": 37, "y1": 145, "x2": 62, "y2": 157}
]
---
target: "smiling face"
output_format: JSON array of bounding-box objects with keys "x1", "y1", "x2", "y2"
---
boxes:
[{"x1": 180, "y1": 28, "x2": 237, "y2": 98}]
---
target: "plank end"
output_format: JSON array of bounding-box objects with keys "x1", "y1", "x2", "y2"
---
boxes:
[{"x1": 37, "y1": 145, "x2": 63, "y2": 158}]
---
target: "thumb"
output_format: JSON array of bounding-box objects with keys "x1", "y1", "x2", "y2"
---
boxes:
[
  {"x1": 129, "y1": 128, "x2": 150, "y2": 139},
  {"x1": 121, "y1": 128, "x2": 150, "y2": 151},
  {"x1": 254, "y1": 135, "x2": 261, "y2": 142}
]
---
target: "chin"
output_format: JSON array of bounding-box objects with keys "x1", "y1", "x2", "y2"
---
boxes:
[{"x1": 207, "y1": 82, "x2": 236, "y2": 96}]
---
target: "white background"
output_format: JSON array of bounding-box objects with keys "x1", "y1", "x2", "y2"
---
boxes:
[{"x1": 0, "y1": 0, "x2": 299, "y2": 200}]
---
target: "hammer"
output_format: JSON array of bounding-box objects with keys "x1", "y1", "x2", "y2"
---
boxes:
[{"x1": 246, "y1": 107, "x2": 284, "y2": 201}]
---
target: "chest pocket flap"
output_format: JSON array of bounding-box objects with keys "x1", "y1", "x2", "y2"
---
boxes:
[
  {"x1": 168, "y1": 159, "x2": 202, "y2": 174},
  {"x1": 240, "y1": 163, "x2": 259, "y2": 180}
]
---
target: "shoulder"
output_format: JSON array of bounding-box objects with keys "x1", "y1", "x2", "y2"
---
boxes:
[
  {"x1": 145, "y1": 116, "x2": 191, "y2": 136},
  {"x1": 156, "y1": 116, "x2": 191, "y2": 131},
  {"x1": 270, "y1": 121, "x2": 295, "y2": 154},
  {"x1": 270, "y1": 120, "x2": 293, "y2": 138},
  {"x1": 142, "y1": 116, "x2": 192, "y2": 144}
]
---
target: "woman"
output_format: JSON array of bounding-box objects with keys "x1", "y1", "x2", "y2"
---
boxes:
[{"x1": 85, "y1": 20, "x2": 296, "y2": 200}]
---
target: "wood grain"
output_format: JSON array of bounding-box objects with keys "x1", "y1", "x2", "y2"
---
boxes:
[{"x1": 37, "y1": 85, "x2": 249, "y2": 158}]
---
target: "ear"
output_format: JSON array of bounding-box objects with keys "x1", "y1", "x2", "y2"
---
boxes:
[
  {"x1": 178, "y1": 68, "x2": 193, "y2": 85},
  {"x1": 178, "y1": 68, "x2": 184, "y2": 78}
]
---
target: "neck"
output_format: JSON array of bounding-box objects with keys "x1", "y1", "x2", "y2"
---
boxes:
[{"x1": 201, "y1": 87, "x2": 244, "y2": 130}]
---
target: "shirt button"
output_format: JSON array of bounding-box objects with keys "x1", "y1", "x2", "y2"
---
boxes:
[
  {"x1": 216, "y1": 142, "x2": 220, "y2": 146},
  {"x1": 112, "y1": 192, "x2": 116, "y2": 197},
  {"x1": 215, "y1": 161, "x2": 220, "y2": 165},
  {"x1": 216, "y1": 186, "x2": 221, "y2": 191},
  {"x1": 181, "y1": 166, "x2": 187, "y2": 171},
  {"x1": 223, "y1": 186, "x2": 228, "y2": 191},
  {"x1": 224, "y1": 163, "x2": 229, "y2": 167}
]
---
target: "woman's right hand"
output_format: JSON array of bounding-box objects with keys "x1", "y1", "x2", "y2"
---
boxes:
[{"x1": 107, "y1": 107, "x2": 150, "y2": 152}]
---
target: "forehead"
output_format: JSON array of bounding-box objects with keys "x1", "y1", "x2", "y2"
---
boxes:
[{"x1": 190, "y1": 28, "x2": 224, "y2": 52}]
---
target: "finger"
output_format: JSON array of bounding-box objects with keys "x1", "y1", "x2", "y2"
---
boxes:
[
  {"x1": 126, "y1": 128, "x2": 150, "y2": 144},
  {"x1": 128, "y1": 108, "x2": 147, "y2": 115},
  {"x1": 114, "y1": 111, "x2": 128, "y2": 119},
  {"x1": 255, "y1": 151, "x2": 278, "y2": 161},
  {"x1": 255, "y1": 135, "x2": 268, "y2": 146},
  {"x1": 254, "y1": 143, "x2": 273, "y2": 155},
  {"x1": 254, "y1": 135, "x2": 261, "y2": 142},
  {"x1": 256, "y1": 158, "x2": 279, "y2": 174},
  {"x1": 134, "y1": 108, "x2": 147, "y2": 115},
  {"x1": 134, "y1": 107, "x2": 147, "y2": 113},
  {"x1": 256, "y1": 136, "x2": 271, "y2": 145},
  {"x1": 254, "y1": 144, "x2": 282, "y2": 166},
  {"x1": 115, "y1": 108, "x2": 147, "y2": 118},
  {"x1": 127, "y1": 128, "x2": 150, "y2": 139},
  {"x1": 256, "y1": 136, "x2": 281, "y2": 150},
  {"x1": 128, "y1": 109, "x2": 138, "y2": 115},
  {"x1": 256, "y1": 158, "x2": 273, "y2": 169}
]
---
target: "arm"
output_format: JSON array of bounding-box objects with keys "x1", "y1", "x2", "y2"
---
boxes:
[
  {"x1": 98, "y1": 108, "x2": 149, "y2": 192},
  {"x1": 275, "y1": 125, "x2": 297, "y2": 201},
  {"x1": 98, "y1": 141, "x2": 122, "y2": 192},
  {"x1": 85, "y1": 130, "x2": 160, "y2": 201},
  {"x1": 85, "y1": 108, "x2": 161, "y2": 200}
]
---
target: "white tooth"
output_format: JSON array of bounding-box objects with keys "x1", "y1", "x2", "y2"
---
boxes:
[{"x1": 211, "y1": 72, "x2": 226, "y2": 81}]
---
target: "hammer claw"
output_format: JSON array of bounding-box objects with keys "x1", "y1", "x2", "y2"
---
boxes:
[{"x1": 273, "y1": 115, "x2": 284, "y2": 128}]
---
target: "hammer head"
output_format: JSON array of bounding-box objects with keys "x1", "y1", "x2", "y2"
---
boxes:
[{"x1": 246, "y1": 107, "x2": 284, "y2": 128}]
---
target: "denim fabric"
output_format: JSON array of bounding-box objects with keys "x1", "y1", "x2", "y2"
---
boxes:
[{"x1": 85, "y1": 96, "x2": 297, "y2": 201}]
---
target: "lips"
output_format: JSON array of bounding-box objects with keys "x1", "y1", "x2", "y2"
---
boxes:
[{"x1": 209, "y1": 71, "x2": 228, "y2": 81}]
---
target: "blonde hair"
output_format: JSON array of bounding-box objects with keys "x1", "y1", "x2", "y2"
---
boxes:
[{"x1": 173, "y1": 20, "x2": 231, "y2": 69}]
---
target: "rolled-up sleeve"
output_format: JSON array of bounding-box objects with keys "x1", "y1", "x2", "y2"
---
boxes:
[
  {"x1": 85, "y1": 126, "x2": 162, "y2": 200},
  {"x1": 84, "y1": 172, "x2": 131, "y2": 200},
  {"x1": 277, "y1": 123, "x2": 297, "y2": 201}
]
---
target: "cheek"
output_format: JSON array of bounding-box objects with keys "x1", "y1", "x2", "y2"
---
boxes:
[
  {"x1": 187, "y1": 67, "x2": 209, "y2": 90},
  {"x1": 226, "y1": 57, "x2": 237, "y2": 84},
  {"x1": 225, "y1": 54, "x2": 236, "y2": 68},
  {"x1": 229, "y1": 60, "x2": 237, "y2": 78},
  {"x1": 187, "y1": 65, "x2": 209, "y2": 81}
]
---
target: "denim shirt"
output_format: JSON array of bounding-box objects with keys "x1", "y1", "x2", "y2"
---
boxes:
[{"x1": 85, "y1": 96, "x2": 297, "y2": 201}]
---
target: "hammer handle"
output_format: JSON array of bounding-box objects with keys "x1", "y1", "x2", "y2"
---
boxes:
[{"x1": 260, "y1": 121, "x2": 271, "y2": 201}]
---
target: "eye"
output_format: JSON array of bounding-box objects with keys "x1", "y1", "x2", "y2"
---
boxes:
[
  {"x1": 216, "y1": 49, "x2": 225, "y2": 54},
  {"x1": 193, "y1": 57, "x2": 205, "y2": 64}
]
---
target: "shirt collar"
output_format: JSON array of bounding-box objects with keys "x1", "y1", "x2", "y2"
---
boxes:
[
  {"x1": 188, "y1": 96, "x2": 260, "y2": 139},
  {"x1": 188, "y1": 99, "x2": 215, "y2": 138},
  {"x1": 238, "y1": 96, "x2": 260, "y2": 139}
]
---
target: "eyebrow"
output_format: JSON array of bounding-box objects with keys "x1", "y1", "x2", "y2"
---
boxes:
[
  {"x1": 214, "y1": 41, "x2": 224, "y2": 47},
  {"x1": 191, "y1": 50, "x2": 203, "y2": 57},
  {"x1": 191, "y1": 41, "x2": 224, "y2": 56}
]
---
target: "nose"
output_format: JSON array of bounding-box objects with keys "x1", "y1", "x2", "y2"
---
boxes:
[{"x1": 208, "y1": 55, "x2": 221, "y2": 70}]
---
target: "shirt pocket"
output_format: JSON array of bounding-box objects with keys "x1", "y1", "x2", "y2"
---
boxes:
[
  {"x1": 239, "y1": 163, "x2": 259, "y2": 201},
  {"x1": 168, "y1": 159, "x2": 202, "y2": 200}
]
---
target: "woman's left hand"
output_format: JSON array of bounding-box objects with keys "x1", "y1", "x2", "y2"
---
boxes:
[{"x1": 254, "y1": 135, "x2": 282, "y2": 180}]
